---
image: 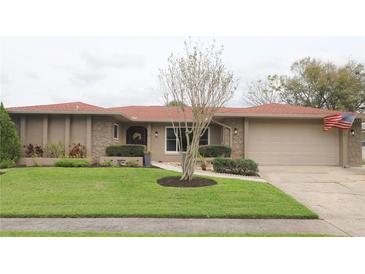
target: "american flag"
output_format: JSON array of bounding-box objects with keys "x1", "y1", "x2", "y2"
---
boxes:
[{"x1": 323, "y1": 113, "x2": 356, "y2": 131}]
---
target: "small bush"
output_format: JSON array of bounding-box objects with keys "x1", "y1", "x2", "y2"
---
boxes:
[
  {"x1": 125, "y1": 160, "x2": 138, "y2": 167},
  {"x1": 24, "y1": 144, "x2": 43, "y2": 157},
  {"x1": 213, "y1": 158, "x2": 258, "y2": 176},
  {"x1": 0, "y1": 159, "x2": 16, "y2": 169},
  {"x1": 32, "y1": 157, "x2": 41, "y2": 167},
  {"x1": 69, "y1": 143, "x2": 86, "y2": 158},
  {"x1": 44, "y1": 142, "x2": 65, "y2": 158},
  {"x1": 199, "y1": 145, "x2": 231, "y2": 158},
  {"x1": 100, "y1": 159, "x2": 116, "y2": 167},
  {"x1": 105, "y1": 145, "x2": 146, "y2": 157},
  {"x1": 55, "y1": 159, "x2": 90, "y2": 167}
]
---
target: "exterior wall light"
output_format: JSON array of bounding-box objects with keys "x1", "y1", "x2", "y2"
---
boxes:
[
  {"x1": 234, "y1": 128, "x2": 238, "y2": 135},
  {"x1": 350, "y1": 129, "x2": 355, "y2": 136},
  {"x1": 154, "y1": 131, "x2": 158, "y2": 137}
]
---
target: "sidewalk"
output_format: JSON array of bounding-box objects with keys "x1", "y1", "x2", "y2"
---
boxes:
[
  {"x1": 0, "y1": 218, "x2": 347, "y2": 235},
  {"x1": 152, "y1": 161, "x2": 267, "y2": 183}
]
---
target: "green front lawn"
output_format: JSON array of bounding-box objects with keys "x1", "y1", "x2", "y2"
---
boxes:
[
  {"x1": 0, "y1": 167, "x2": 317, "y2": 218},
  {"x1": 0, "y1": 231, "x2": 331, "y2": 237}
]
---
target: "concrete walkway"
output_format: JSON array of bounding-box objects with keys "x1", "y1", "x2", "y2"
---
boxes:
[
  {"x1": 152, "y1": 161, "x2": 267, "y2": 182},
  {"x1": 260, "y1": 166, "x2": 365, "y2": 236},
  {"x1": 0, "y1": 218, "x2": 346, "y2": 235}
]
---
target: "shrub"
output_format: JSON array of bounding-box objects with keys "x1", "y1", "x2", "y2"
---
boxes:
[
  {"x1": 199, "y1": 145, "x2": 231, "y2": 158},
  {"x1": 213, "y1": 158, "x2": 258, "y2": 176},
  {"x1": 100, "y1": 159, "x2": 115, "y2": 167},
  {"x1": 55, "y1": 159, "x2": 90, "y2": 167},
  {"x1": 43, "y1": 142, "x2": 65, "y2": 158},
  {"x1": 69, "y1": 143, "x2": 86, "y2": 158},
  {"x1": 0, "y1": 159, "x2": 16, "y2": 169},
  {"x1": 24, "y1": 144, "x2": 43, "y2": 157},
  {"x1": 105, "y1": 145, "x2": 146, "y2": 157},
  {"x1": 125, "y1": 159, "x2": 138, "y2": 167},
  {"x1": 0, "y1": 103, "x2": 21, "y2": 162}
]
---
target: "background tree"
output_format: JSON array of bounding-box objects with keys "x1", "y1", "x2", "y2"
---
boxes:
[
  {"x1": 160, "y1": 40, "x2": 237, "y2": 181},
  {"x1": 0, "y1": 102, "x2": 21, "y2": 164},
  {"x1": 165, "y1": 100, "x2": 186, "y2": 107},
  {"x1": 243, "y1": 57, "x2": 365, "y2": 112},
  {"x1": 244, "y1": 74, "x2": 283, "y2": 105}
]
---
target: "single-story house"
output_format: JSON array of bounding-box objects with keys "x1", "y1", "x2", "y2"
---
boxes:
[{"x1": 7, "y1": 102, "x2": 364, "y2": 167}]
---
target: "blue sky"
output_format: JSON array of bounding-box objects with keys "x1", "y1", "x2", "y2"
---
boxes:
[{"x1": 1, "y1": 36, "x2": 364, "y2": 108}]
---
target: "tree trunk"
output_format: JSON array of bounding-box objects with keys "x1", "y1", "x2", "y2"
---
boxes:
[{"x1": 180, "y1": 150, "x2": 196, "y2": 181}]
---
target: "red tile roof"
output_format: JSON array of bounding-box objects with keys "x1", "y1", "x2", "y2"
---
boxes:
[
  {"x1": 7, "y1": 102, "x2": 112, "y2": 113},
  {"x1": 7, "y1": 102, "x2": 343, "y2": 121},
  {"x1": 216, "y1": 103, "x2": 338, "y2": 116},
  {"x1": 108, "y1": 106, "x2": 193, "y2": 122}
]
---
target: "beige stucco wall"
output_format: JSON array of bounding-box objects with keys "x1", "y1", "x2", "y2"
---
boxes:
[
  {"x1": 48, "y1": 115, "x2": 65, "y2": 143},
  {"x1": 348, "y1": 118, "x2": 362, "y2": 166},
  {"x1": 70, "y1": 116, "x2": 87, "y2": 145},
  {"x1": 26, "y1": 115, "x2": 43, "y2": 145}
]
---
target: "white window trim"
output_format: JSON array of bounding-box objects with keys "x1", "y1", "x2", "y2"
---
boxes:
[
  {"x1": 164, "y1": 126, "x2": 210, "y2": 154},
  {"x1": 113, "y1": 123, "x2": 120, "y2": 141}
]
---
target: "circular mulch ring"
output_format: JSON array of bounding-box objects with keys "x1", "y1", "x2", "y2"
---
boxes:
[{"x1": 157, "y1": 176, "x2": 217, "y2": 188}]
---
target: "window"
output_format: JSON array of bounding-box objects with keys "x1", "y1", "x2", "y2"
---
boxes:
[
  {"x1": 113, "y1": 124, "x2": 119, "y2": 140},
  {"x1": 165, "y1": 127, "x2": 209, "y2": 152}
]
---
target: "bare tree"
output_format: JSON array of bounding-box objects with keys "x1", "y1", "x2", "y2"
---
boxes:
[
  {"x1": 160, "y1": 40, "x2": 237, "y2": 181},
  {"x1": 244, "y1": 75, "x2": 283, "y2": 106}
]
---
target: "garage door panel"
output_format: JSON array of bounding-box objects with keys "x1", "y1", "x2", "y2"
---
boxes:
[{"x1": 247, "y1": 119, "x2": 339, "y2": 166}]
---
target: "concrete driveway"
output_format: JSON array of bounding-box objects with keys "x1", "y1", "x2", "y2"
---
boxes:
[{"x1": 260, "y1": 166, "x2": 365, "y2": 236}]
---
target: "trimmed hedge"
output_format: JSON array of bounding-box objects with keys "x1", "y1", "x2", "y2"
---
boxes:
[
  {"x1": 213, "y1": 158, "x2": 258, "y2": 176},
  {"x1": 199, "y1": 145, "x2": 231, "y2": 158},
  {"x1": 105, "y1": 145, "x2": 146, "y2": 157},
  {"x1": 54, "y1": 159, "x2": 91, "y2": 167}
]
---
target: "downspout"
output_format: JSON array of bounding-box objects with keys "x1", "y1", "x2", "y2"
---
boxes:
[{"x1": 211, "y1": 119, "x2": 232, "y2": 147}]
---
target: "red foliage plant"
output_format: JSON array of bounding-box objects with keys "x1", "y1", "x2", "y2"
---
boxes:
[
  {"x1": 24, "y1": 144, "x2": 43, "y2": 157},
  {"x1": 69, "y1": 143, "x2": 86, "y2": 158}
]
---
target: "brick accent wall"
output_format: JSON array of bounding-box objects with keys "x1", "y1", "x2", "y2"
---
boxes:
[
  {"x1": 92, "y1": 117, "x2": 116, "y2": 161},
  {"x1": 348, "y1": 118, "x2": 362, "y2": 167},
  {"x1": 222, "y1": 118, "x2": 244, "y2": 158}
]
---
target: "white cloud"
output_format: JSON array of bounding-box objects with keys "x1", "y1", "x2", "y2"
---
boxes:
[
  {"x1": 69, "y1": 71, "x2": 107, "y2": 86},
  {"x1": 26, "y1": 71, "x2": 39, "y2": 79},
  {"x1": 80, "y1": 52, "x2": 146, "y2": 69}
]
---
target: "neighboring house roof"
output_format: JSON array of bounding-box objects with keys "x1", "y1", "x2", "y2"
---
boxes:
[{"x1": 7, "y1": 102, "x2": 362, "y2": 122}]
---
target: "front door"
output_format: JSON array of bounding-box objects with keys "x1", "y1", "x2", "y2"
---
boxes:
[{"x1": 126, "y1": 126, "x2": 147, "y2": 146}]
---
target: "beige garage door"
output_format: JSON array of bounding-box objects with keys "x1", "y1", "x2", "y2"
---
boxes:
[{"x1": 247, "y1": 118, "x2": 340, "y2": 165}]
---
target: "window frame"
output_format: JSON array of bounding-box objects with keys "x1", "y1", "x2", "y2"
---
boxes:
[
  {"x1": 113, "y1": 123, "x2": 120, "y2": 141},
  {"x1": 164, "y1": 126, "x2": 210, "y2": 154}
]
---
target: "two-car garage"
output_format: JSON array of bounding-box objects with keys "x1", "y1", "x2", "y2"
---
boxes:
[{"x1": 246, "y1": 118, "x2": 340, "y2": 166}]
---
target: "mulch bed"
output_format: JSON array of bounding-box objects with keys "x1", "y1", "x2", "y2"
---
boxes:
[{"x1": 157, "y1": 176, "x2": 217, "y2": 188}]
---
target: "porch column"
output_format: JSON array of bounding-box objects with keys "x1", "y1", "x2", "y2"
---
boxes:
[
  {"x1": 42, "y1": 115, "x2": 48, "y2": 147},
  {"x1": 243, "y1": 118, "x2": 249, "y2": 158},
  {"x1": 20, "y1": 116, "x2": 26, "y2": 151},
  {"x1": 339, "y1": 130, "x2": 348, "y2": 167},
  {"x1": 64, "y1": 116, "x2": 70, "y2": 155},
  {"x1": 86, "y1": 116, "x2": 92, "y2": 158},
  {"x1": 147, "y1": 123, "x2": 152, "y2": 152}
]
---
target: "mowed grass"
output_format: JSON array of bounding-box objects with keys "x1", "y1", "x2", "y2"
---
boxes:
[
  {"x1": 0, "y1": 231, "x2": 331, "y2": 237},
  {"x1": 0, "y1": 167, "x2": 317, "y2": 218}
]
